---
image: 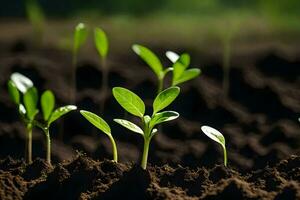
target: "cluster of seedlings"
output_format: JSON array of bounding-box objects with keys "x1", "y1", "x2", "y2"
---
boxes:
[{"x1": 6, "y1": 23, "x2": 228, "y2": 169}]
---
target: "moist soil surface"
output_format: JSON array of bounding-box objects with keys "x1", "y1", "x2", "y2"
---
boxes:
[{"x1": 0, "y1": 36, "x2": 299, "y2": 199}]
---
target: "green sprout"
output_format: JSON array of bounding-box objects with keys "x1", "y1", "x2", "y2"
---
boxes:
[
  {"x1": 165, "y1": 51, "x2": 201, "y2": 86},
  {"x1": 8, "y1": 73, "x2": 38, "y2": 164},
  {"x1": 132, "y1": 44, "x2": 172, "y2": 94},
  {"x1": 94, "y1": 27, "x2": 109, "y2": 112},
  {"x1": 201, "y1": 125, "x2": 227, "y2": 167},
  {"x1": 25, "y1": 0, "x2": 45, "y2": 44},
  {"x1": 34, "y1": 90, "x2": 77, "y2": 165},
  {"x1": 80, "y1": 110, "x2": 118, "y2": 162},
  {"x1": 71, "y1": 22, "x2": 88, "y2": 103},
  {"x1": 112, "y1": 86, "x2": 180, "y2": 169}
]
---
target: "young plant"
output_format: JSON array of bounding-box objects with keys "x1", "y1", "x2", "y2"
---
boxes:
[
  {"x1": 166, "y1": 51, "x2": 201, "y2": 86},
  {"x1": 71, "y1": 22, "x2": 88, "y2": 103},
  {"x1": 8, "y1": 73, "x2": 38, "y2": 164},
  {"x1": 35, "y1": 90, "x2": 77, "y2": 165},
  {"x1": 112, "y1": 86, "x2": 180, "y2": 169},
  {"x1": 201, "y1": 125, "x2": 227, "y2": 167},
  {"x1": 25, "y1": 0, "x2": 45, "y2": 44},
  {"x1": 80, "y1": 110, "x2": 118, "y2": 162},
  {"x1": 132, "y1": 44, "x2": 172, "y2": 94},
  {"x1": 94, "y1": 27, "x2": 109, "y2": 112}
]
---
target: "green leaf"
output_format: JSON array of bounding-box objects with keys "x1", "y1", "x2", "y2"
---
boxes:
[
  {"x1": 48, "y1": 105, "x2": 77, "y2": 125},
  {"x1": 201, "y1": 126, "x2": 225, "y2": 148},
  {"x1": 94, "y1": 27, "x2": 109, "y2": 59},
  {"x1": 80, "y1": 110, "x2": 110, "y2": 135},
  {"x1": 25, "y1": 0, "x2": 45, "y2": 32},
  {"x1": 153, "y1": 86, "x2": 180, "y2": 114},
  {"x1": 150, "y1": 111, "x2": 179, "y2": 128},
  {"x1": 41, "y1": 90, "x2": 55, "y2": 121},
  {"x1": 112, "y1": 87, "x2": 145, "y2": 118},
  {"x1": 172, "y1": 53, "x2": 190, "y2": 81},
  {"x1": 10, "y1": 72, "x2": 33, "y2": 93},
  {"x1": 166, "y1": 51, "x2": 179, "y2": 63},
  {"x1": 178, "y1": 53, "x2": 190, "y2": 66},
  {"x1": 132, "y1": 44, "x2": 163, "y2": 78},
  {"x1": 173, "y1": 68, "x2": 201, "y2": 86},
  {"x1": 114, "y1": 119, "x2": 143, "y2": 135},
  {"x1": 23, "y1": 87, "x2": 38, "y2": 120},
  {"x1": 7, "y1": 81, "x2": 20, "y2": 105},
  {"x1": 73, "y1": 23, "x2": 88, "y2": 54}
]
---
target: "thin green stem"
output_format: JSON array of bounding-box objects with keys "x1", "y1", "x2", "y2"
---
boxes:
[
  {"x1": 108, "y1": 135, "x2": 118, "y2": 162},
  {"x1": 157, "y1": 77, "x2": 164, "y2": 94},
  {"x1": 141, "y1": 138, "x2": 150, "y2": 170},
  {"x1": 223, "y1": 145, "x2": 227, "y2": 167},
  {"x1": 44, "y1": 128, "x2": 51, "y2": 165},
  {"x1": 26, "y1": 124, "x2": 33, "y2": 164}
]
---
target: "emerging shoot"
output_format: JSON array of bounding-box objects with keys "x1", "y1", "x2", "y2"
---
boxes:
[
  {"x1": 113, "y1": 86, "x2": 180, "y2": 169},
  {"x1": 201, "y1": 126, "x2": 227, "y2": 167},
  {"x1": 80, "y1": 110, "x2": 118, "y2": 162}
]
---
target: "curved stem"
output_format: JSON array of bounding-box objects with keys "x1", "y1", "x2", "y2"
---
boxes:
[
  {"x1": 223, "y1": 145, "x2": 227, "y2": 167},
  {"x1": 108, "y1": 135, "x2": 118, "y2": 162},
  {"x1": 26, "y1": 124, "x2": 33, "y2": 164}
]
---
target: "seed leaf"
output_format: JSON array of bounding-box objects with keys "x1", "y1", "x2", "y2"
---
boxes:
[
  {"x1": 153, "y1": 86, "x2": 180, "y2": 114},
  {"x1": 74, "y1": 23, "x2": 88, "y2": 54},
  {"x1": 173, "y1": 68, "x2": 201, "y2": 86},
  {"x1": 8, "y1": 81, "x2": 20, "y2": 105},
  {"x1": 41, "y1": 90, "x2": 55, "y2": 121},
  {"x1": 201, "y1": 126, "x2": 226, "y2": 148},
  {"x1": 48, "y1": 105, "x2": 77, "y2": 125},
  {"x1": 114, "y1": 119, "x2": 143, "y2": 135},
  {"x1": 80, "y1": 110, "x2": 110, "y2": 135},
  {"x1": 150, "y1": 111, "x2": 179, "y2": 128},
  {"x1": 19, "y1": 104, "x2": 26, "y2": 116},
  {"x1": 24, "y1": 87, "x2": 39, "y2": 120},
  {"x1": 166, "y1": 51, "x2": 179, "y2": 63},
  {"x1": 94, "y1": 27, "x2": 109, "y2": 59},
  {"x1": 132, "y1": 44, "x2": 163, "y2": 78},
  {"x1": 113, "y1": 87, "x2": 145, "y2": 117},
  {"x1": 10, "y1": 73, "x2": 33, "y2": 93}
]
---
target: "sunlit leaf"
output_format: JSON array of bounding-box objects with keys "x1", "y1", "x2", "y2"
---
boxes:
[
  {"x1": 73, "y1": 23, "x2": 88, "y2": 54},
  {"x1": 80, "y1": 110, "x2": 111, "y2": 135},
  {"x1": 166, "y1": 51, "x2": 179, "y2": 63},
  {"x1": 48, "y1": 105, "x2": 77, "y2": 125},
  {"x1": 132, "y1": 44, "x2": 163, "y2": 78},
  {"x1": 173, "y1": 68, "x2": 201, "y2": 86},
  {"x1": 150, "y1": 111, "x2": 179, "y2": 128},
  {"x1": 7, "y1": 80, "x2": 20, "y2": 105},
  {"x1": 10, "y1": 72, "x2": 33, "y2": 93},
  {"x1": 114, "y1": 119, "x2": 143, "y2": 135},
  {"x1": 153, "y1": 86, "x2": 180, "y2": 114},
  {"x1": 112, "y1": 87, "x2": 145, "y2": 117},
  {"x1": 41, "y1": 90, "x2": 55, "y2": 121},
  {"x1": 94, "y1": 27, "x2": 109, "y2": 59}
]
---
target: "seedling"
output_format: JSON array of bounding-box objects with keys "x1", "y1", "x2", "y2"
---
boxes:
[
  {"x1": 80, "y1": 110, "x2": 118, "y2": 162},
  {"x1": 201, "y1": 126, "x2": 227, "y2": 167},
  {"x1": 132, "y1": 44, "x2": 172, "y2": 94},
  {"x1": 113, "y1": 86, "x2": 180, "y2": 169},
  {"x1": 166, "y1": 51, "x2": 201, "y2": 86},
  {"x1": 71, "y1": 23, "x2": 88, "y2": 103},
  {"x1": 8, "y1": 73, "x2": 38, "y2": 164},
  {"x1": 25, "y1": 0, "x2": 45, "y2": 44},
  {"x1": 94, "y1": 27, "x2": 109, "y2": 112},
  {"x1": 34, "y1": 90, "x2": 76, "y2": 165}
]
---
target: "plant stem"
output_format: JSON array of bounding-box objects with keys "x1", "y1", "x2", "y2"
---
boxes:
[
  {"x1": 71, "y1": 53, "x2": 77, "y2": 104},
  {"x1": 26, "y1": 124, "x2": 33, "y2": 164},
  {"x1": 44, "y1": 128, "x2": 51, "y2": 165},
  {"x1": 157, "y1": 77, "x2": 164, "y2": 94},
  {"x1": 108, "y1": 135, "x2": 118, "y2": 162},
  {"x1": 223, "y1": 146, "x2": 227, "y2": 167},
  {"x1": 141, "y1": 138, "x2": 150, "y2": 170}
]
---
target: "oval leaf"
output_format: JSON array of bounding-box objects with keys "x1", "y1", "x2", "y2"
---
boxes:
[
  {"x1": 48, "y1": 105, "x2": 77, "y2": 125},
  {"x1": 166, "y1": 51, "x2": 179, "y2": 63},
  {"x1": 10, "y1": 72, "x2": 33, "y2": 93},
  {"x1": 114, "y1": 119, "x2": 143, "y2": 135},
  {"x1": 41, "y1": 90, "x2": 55, "y2": 121},
  {"x1": 74, "y1": 23, "x2": 88, "y2": 54},
  {"x1": 80, "y1": 110, "x2": 110, "y2": 135},
  {"x1": 153, "y1": 86, "x2": 180, "y2": 114},
  {"x1": 132, "y1": 44, "x2": 163, "y2": 78},
  {"x1": 173, "y1": 68, "x2": 201, "y2": 86},
  {"x1": 24, "y1": 87, "x2": 39, "y2": 120},
  {"x1": 150, "y1": 111, "x2": 179, "y2": 128},
  {"x1": 112, "y1": 87, "x2": 145, "y2": 117},
  {"x1": 7, "y1": 80, "x2": 20, "y2": 105},
  {"x1": 94, "y1": 27, "x2": 109, "y2": 58},
  {"x1": 201, "y1": 126, "x2": 225, "y2": 148}
]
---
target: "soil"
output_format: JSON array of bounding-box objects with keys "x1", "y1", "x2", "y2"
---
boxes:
[{"x1": 0, "y1": 28, "x2": 299, "y2": 199}]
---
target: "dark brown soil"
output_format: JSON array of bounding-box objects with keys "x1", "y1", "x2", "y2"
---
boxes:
[{"x1": 0, "y1": 30, "x2": 299, "y2": 199}]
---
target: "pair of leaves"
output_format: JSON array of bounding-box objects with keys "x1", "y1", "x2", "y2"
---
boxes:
[
  {"x1": 166, "y1": 51, "x2": 201, "y2": 86},
  {"x1": 132, "y1": 44, "x2": 164, "y2": 79},
  {"x1": 94, "y1": 27, "x2": 109, "y2": 59},
  {"x1": 73, "y1": 23, "x2": 88, "y2": 55}
]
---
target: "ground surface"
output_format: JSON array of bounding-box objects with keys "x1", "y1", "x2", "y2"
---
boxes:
[{"x1": 0, "y1": 22, "x2": 299, "y2": 199}]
